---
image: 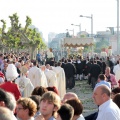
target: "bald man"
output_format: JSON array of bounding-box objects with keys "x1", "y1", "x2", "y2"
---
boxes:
[
  {"x1": 93, "y1": 85, "x2": 120, "y2": 120},
  {"x1": 62, "y1": 92, "x2": 78, "y2": 103},
  {"x1": 62, "y1": 92, "x2": 85, "y2": 120}
]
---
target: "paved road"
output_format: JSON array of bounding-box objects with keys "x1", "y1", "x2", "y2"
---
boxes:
[{"x1": 66, "y1": 80, "x2": 98, "y2": 117}]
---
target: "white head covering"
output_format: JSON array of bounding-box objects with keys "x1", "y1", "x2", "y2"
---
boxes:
[{"x1": 6, "y1": 64, "x2": 19, "y2": 81}]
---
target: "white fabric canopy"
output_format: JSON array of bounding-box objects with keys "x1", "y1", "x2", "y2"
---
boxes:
[{"x1": 64, "y1": 37, "x2": 94, "y2": 47}]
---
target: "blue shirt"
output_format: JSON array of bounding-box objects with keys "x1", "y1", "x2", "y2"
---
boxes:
[
  {"x1": 49, "y1": 116, "x2": 56, "y2": 120},
  {"x1": 95, "y1": 81, "x2": 111, "y2": 89}
]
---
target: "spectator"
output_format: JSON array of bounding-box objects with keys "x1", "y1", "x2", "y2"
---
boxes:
[
  {"x1": 29, "y1": 95, "x2": 41, "y2": 118},
  {"x1": 16, "y1": 97, "x2": 37, "y2": 120},
  {"x1": 57, "y1": 103, "x2": 74, "y2": 120},
  {"x1": 111, "y1": 87, "x2": 120, "y2": 99},
  {"x1": 92, "y1": 85, "x2": 120, "y2": 120},
  {"x1": 0, "y1": 107, "x2": 14, "y2": 120},
  {"x1": 35, "y1": 91, "x2": 61, "y2": 120},
  {"x1": 113, "y1": 93, "x2": 120, "y2": 109},
  {"x1": 32, "y1": 86, "x2": 48, "y2": 96},
  {"x1": 0, "y1": 64, "x2": 21, "y2": 100},
  {"x1": 0, "y1": 89, "x2": 17, "y2": 120},
  {"x1": 95, "y1": 74, "x2": 111, "y2": 89},
  {"x1": 62, "y1": 92, "x2": 85, "y2": 120},
  {"x1": 66, "y1": 98, "x2": 84, "y2": 120},
  {"x1": 105, "y1": 67, "x2": 117, "y2": 89}
]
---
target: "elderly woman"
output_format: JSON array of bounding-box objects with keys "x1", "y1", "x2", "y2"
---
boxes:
[
  {"x1": 15, "y1": 66, "x2": 34, "y2": 97},
  {"x1": 66, "y1": 98, "x2": 85, "y2": 120},
  {"x1": 0, "y1": 64, "x2": 21, "y2": 100},
  {"x1": 16, "y1": 97, "x2": 37, "y2": 120}
]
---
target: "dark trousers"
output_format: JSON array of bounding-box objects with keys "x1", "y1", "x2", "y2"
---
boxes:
[
  {"x1": 91, "y1": 77, "x2": 97, "y2": 89},
  {"x1": 66, "y1": 76, "x2": 75, "y2": 89}
]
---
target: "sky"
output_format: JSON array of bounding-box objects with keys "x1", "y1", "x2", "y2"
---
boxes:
[{"x1": 0, "y1": 0, "x2": 118, "y2": 41}]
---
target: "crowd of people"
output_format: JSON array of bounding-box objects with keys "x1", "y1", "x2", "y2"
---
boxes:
[{"x1": 0, "y1": 52, "x2": 120, "y2": 120}]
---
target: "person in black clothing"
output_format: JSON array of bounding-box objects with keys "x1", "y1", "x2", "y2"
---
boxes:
[
  {"x1": 106, "y1": 57, "x2": 114, "y2": 74},
  {"x1": 64, "y1": 59, "x2": 76, "y2": 89},
  {"x1": 89, "y1": 60, "x2": 101, "y2": 89}
]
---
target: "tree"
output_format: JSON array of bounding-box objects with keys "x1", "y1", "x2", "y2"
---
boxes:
[
  {"x1": 94, "y1": 39, "x2": 109, "y2": 53},
  {"x1": 0, "y1": 13, "x2": 46, "y2": 58}
]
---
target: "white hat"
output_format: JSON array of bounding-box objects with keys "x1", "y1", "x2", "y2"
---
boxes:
[{"x1": 6, "y1": 64, "x2": 19, "y2": 81}]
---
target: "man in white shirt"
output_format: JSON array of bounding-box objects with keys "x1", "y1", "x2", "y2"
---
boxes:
[{"x1": 93, "y1": 85, "x2": 120, "y2": 120}]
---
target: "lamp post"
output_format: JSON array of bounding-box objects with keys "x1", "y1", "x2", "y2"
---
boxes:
[
  {"x1": 117, "y1": 0, "x2": 119, "y2": 54},
  {"x1": 80, "y1": 14, "x2": 93, "y2": 37},
  {"x1": 71, "y1": 23, "x2": 81, "y2": 33},
  {"x1": 66, "y1": 29, "x2": 74, "y2": 37}
]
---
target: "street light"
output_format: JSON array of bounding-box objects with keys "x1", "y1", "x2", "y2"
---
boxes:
[
  {"x1": 80, "y1": 14, "x2": 93, "y2": 37},
  {"x1": 71, "y1": 23, "x2": 81, "y2": 33},
  {"x1": 117, "y1": 0, "x2": 119, "y2": 54},
  {"x1": 66, "y1": 29, "x2": 74, "y2": 37}
]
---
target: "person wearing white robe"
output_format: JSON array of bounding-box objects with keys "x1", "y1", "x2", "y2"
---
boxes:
[
  {"x1": 28, "y1": 61, "x2": 42, "y2": 88},
  {"x1": 15, "y1": 66, "x2": 34, "y2": 97},
  {"x1": 40, "y1": 65, "x2": 48, "y2": 87},
  {"x1": 52, "y1": 62, "x2": 66, "y2": 99},
  {"x1": 113, "y1": 59, "x2": 120, "y2": 87},
  {"x1": 44, "y1": 64, "x2": 58, "y2": 89}
]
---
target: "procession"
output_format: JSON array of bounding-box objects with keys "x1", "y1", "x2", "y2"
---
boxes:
[
  {"x1": 0, "y1": 46, "x2": 120, "y2": 120},
  {"x1": 0, "y1": 0, "x2": 120, "y2": 120}
]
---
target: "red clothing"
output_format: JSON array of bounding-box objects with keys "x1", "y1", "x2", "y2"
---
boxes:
[
  {"x1": 118, "y1": 80, "x2": 120, "y2": 87},
  {"x1": 0, "y1": 81, "x2": 21, "y2": 100}
]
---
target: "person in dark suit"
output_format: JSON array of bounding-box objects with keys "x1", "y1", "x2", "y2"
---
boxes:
[
  {"x1": 64, "y1": 59, "x2": 76, "y2": 89},
  {"x1": 89, "y1": 60, "x2": 101, "y2": 89},
  {"x1": 61, "y1": 58, "x2": 66, "y2": 69}
]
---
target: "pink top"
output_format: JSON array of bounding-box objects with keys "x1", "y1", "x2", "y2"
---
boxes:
[{"x1": 106, "y1": 74, "x2": 117, "y2": 88}]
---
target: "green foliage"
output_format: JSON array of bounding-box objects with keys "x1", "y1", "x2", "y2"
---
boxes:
[
  {"x1": 94, "y1": 39, "x2": 109, "y2": 53},
  {"x1": 0, "y1": 13, "x2": 46, "y2": 50}
]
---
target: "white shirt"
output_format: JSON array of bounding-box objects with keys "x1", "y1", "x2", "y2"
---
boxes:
[
  {"x1": 77, "y1": 114, "x2": 85, "y2": 120},
  {"x1": 96, "y1": 99, "x2": 120, "y2": 120}
]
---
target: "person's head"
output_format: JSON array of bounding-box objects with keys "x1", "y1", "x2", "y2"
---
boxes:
[
  {"x1": 16, "y1": 97, "x2": 37, "y2": 119},
  {"x1": 93, "y1": 60, "x2": 97, "y2": 64},
  {"x1": 20, "y1": 66, "x2": 28, "y2": 76},
  {"x1": 0, "y1": 107, "x2": 14, "y2": 120},
  {"x1": 111, "y1": 87, "x2": 120, "y2": 99},
  {"x1": 57, "y1": 62, "x2": 62, "y2": 67},
  {"x1": 6, "y1": 92, "x2": 16, "y2": 112},
  {"x1": 98, "y1": 74, "x2": 106, "y2": 82},
  {"x1": 57, "y1": 104, "x2": 74, "y2": 120},
  {"x1": 0, "y1": 89, "x2": 16, "y2": 111},
  {"x1": 33, "y1": 60, "x2": 37, "y2": 66},
  {"x1": 62, "y1": 92, "x2": 78, "y2": 103},
  {"x1": 113, "y1": 93, "x2": 120, "y2": 108},
  {"x1": 24, "y1": 60, "x2": 31, "y2": 68},
  {"x1": 46, "y1": 86, "x2": 59, "y2": 95},
  {"x1": 105, "y1": 67, "x2": 110, "y2": 75},
  {"x1": 6, "y1": 64, "x2": 19, "y2": 81},
  {"x1": 40, "y1": 91, "x2": 61, "y2": 118},
  {"x1": 15, "y1": 62, "x2": 21, "y2": 68},
  {"x1": 92, "y1": 85, "x2": 111, "y2": 106},
  {"x1": 32, "y1": 86, "x2": 48, "y2": 96},
  {"x1": 29, "y1": 95, "x2": 41, "y2": 112},
  {"x1": 46, "y1": 64, "x2": 50, "y2": 69},
  {"x1": 66, "y1": 98, "x2": 83, "y2": 117}
]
